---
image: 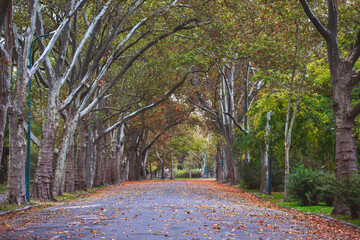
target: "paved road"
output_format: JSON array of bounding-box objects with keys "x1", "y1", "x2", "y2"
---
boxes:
[{"x1": 0, "y1": 180, "x2": 356, "y2": 239}]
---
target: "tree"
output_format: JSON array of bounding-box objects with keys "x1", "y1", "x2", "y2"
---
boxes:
[
  {"x1": 0, "y1": 0, "x2": 12, "y2": 168},
  {"x1": 299, "y1": 0, "x2": 359, "y2": 215}
]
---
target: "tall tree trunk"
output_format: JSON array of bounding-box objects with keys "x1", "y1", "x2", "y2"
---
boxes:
[
  {"x1": 122, "y1": 156, "x2": 129, "y2": 181},
  {"x1": 85, "y1": 116, "x2": 96, "y2": 188},
  {"x1": 142, "y1": 149, "x2": 148, "y2": 180},
  {"x1": 170, "y1": 153, "x2": 174, "y2": 180},
  {"x1": 260, "y1": 112, "x2": 271, "y2": 194},
  {"x1": 75, "y1": 118, "x2": 88, "y2": 190},
  {"x1": 0, "y1": 0, "x2": 12, "y2": 167},
  {"x1": 3, "y1": 104, "x2": 27, "y2": 205},
  {"x1": 114, "y1": 124, "x2": 124, "y2": 184},
  {"x1": 331, "y1": 66, "x2": 359, "y2": 215},
  {"x1": 52, "y1": 111, "x2": 79, "y2": 196},
  {"x1": 149, "y1": 158, "x2": 152, "y2": 180},
  {"x1": 64, "y1": 143, "x2": 75, "y2": 193},
  {"x1": 223, "y1": 143, "x2": 235, "y2": 184},
  {"x1": 299, "y1": 0, "x2": 359, "y2": 216},
  {"x1": 188, "y1": 155, "x2": 191, "y2": 179},
  {"x1": 31, "y1": 92, "x2": 60, "y2": 200},
  {"x1": 104, "y1": 132, "x2": 112, "y2": 185},
  {"x1": 127, "y1": 131, "x2": 139, "y2": 181},
  {"x1": 214, "y1": 149, "x2": 221, "y2": 181},
  {"x1": 201, "y1": 155, "x2": 205, "y2": 178}
]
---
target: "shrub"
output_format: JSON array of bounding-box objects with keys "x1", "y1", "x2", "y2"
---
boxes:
[
  {"x1": 174, "y1": 169, "x2": 202, "y2": 178},
  {"x1": 321, "y1": 173, "x2": 360, "y2": 219},
  {"x1": 287, "y1": 165, "x2": 321, "y2": 206}
]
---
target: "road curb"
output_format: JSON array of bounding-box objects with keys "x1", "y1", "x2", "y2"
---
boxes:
[{"x1": 0, "y1": 204, "x2": 39, "y2": 217}]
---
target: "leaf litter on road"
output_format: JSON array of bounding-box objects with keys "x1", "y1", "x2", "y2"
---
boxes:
[{"x1": 0, "y1": 180, "x2": 359, "y2": 239}]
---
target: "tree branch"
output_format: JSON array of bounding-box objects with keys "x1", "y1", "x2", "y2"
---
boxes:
[
  {"x1": 223, "y1": 112, "x2": 248, "y2": 134},
  {"x1": 299, "y1": 0, "x2": 330, "y2": 41},
  {"x1": 346, "y1": 29, "x2": 360, "y2": 66},
  {"x1": 95, "y1": 72, "x2": 189, "y2": 141}
]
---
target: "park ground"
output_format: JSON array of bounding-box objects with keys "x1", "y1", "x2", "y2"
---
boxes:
[{"x1": 0, "y1": 180, "x2": 359, "y2": 239}]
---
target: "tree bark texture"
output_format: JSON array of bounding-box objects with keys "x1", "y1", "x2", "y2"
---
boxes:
[
  {"x1": 52, "y1": 110, "x2": 79, "y2": 196},
  {"x1": 85, "y1": 115, "x2": 96, "y2": 188},
  {"x1": 299, "y1": 0, "x2": 359, "y2": 216},
  {"x1": 127, "y1": 130, "x2": 139, "y2": 181},
  {"x1": 64, "y1": 143, "x2": 75, "y2": 193},
  {"x1": 3, "y1": 105, "x2": 27, "y2": 205},
  {"x1": 114, "y1": 124, "x2": 125, "y2": 184},
  {"x1": 0, "y1": 0, "x2": 12, "y2": 167},
  {"x1": 75, "y1": 118, "x2": 88, "y2": 190},
  {"x1": 31, "y1": 92, "x2": 60, "y2": 201}
]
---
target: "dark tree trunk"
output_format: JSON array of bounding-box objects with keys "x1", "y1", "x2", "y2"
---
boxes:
[
  {"x1": 0, "y1": 0, "x2": 12, "y2": 168},
  {"x1": 223, "y1": 143, "x2": 235, "y2": 184},
  {"x1": 127, "y1": 130, "x2": 139, "y2": 181},
  {"x1": 0, "y1": 147, "x2": 8, "y2": 184},
  {"x1": 215, "y1": 148, "x2": 222, "y2": 182}
]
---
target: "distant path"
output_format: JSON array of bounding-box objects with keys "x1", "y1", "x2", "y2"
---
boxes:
[{"x1": 0, "y1": 180, "x2": 358, "y2": 239}]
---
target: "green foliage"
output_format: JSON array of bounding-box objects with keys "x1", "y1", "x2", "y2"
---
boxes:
[
  {"x1": 239, "y1": 160, "x2": 283, "y2": 192},
  {"x1": 174, "y1": 169, "x2": 202, "y2": 178},
  {"x1": 320, "y1": 173, "x2": 360, "y2": 219},
  {"x1": 287, "y1": 165, "x2": 322, "y2": 206},
  {"x1": 0, "y1": 182, "x2": 6, "y2": 194}
]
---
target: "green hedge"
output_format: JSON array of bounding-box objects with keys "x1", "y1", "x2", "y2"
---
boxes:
[{"x1": 174, "y1": 169, "x2": 202, "y2": 178}]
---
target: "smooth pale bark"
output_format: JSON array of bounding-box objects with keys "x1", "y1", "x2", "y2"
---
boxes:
[{"x1": 0, "y1": 0, "x2": 12, "y2": 167}]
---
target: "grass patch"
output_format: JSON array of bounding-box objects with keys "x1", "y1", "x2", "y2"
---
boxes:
[
  {"x1": 0, "y1": 182, "x2": 6, "y2": 194},
  {"x1": 248, "y1": 190, "x2": 360, "y2": 227},
  {"x1": 337, "y1": 215, "x2": 360, "y2": 227},
  {"x1": 53, "y1": 191, "x2": 87, "y2": 202},
  {"x1": 0, "y1": 204, "x2": 28, "y2": 212},
  {"x1": 278, "y1": 202, "x2": 333, "y2": 215},
  {"x1": 53, "y1": 185, "x2": 109, "y2": 202}
]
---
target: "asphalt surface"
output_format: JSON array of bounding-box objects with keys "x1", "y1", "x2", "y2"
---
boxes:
[{"x1": 0, "y1": 180, "x2": 343, "y2": 239}]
